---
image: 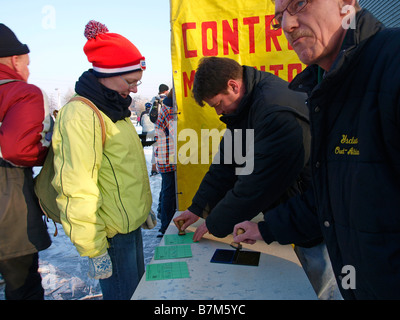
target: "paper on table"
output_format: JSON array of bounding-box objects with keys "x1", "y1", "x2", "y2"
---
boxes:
[
  {"x1": 145, "y1": 262, "x2": 190, "y2": 281},
  {"x1": 154, "y1": 245, "x2": 192, "y2": 260},
  {"x1": 164, "y1": 232, "x2": 195, "y2": 245}
]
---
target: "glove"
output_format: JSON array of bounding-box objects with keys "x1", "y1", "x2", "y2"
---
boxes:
[{"x1": 88, "y1": 252, "x2": 113, "y2": 279}]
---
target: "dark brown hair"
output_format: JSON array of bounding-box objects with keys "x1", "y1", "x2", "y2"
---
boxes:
[{"x1": 192, "y1": 57, "x2": 243, "y2": 107}]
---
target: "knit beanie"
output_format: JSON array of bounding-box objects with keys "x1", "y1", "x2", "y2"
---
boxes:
[
  {"x1": 0, "y1": 24, "x2": 30, "y2": 58},
  {"x1": 83, "y1": 20, "x2": 146, "y2": 78}
]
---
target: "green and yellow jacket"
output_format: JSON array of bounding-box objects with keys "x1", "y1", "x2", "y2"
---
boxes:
[{"x1": 52, "y1": 71, "x2": 151, "y2": 258}]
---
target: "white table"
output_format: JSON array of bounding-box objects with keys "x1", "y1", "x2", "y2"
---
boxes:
[{"x1": 132, "y1": 213, "x2": 316, "y2": 300}]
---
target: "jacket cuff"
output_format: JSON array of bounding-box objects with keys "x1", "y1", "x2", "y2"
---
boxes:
[
  {"x1": 187, "y1": 202, "x2": 205, "y2": 218},
  {"x1": 257, "y1": 221, "x2": 275, "y2": 244}
]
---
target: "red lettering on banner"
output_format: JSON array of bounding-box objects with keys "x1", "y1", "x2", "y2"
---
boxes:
[
  {"x1": 243, "y1": 16, "x2": 260, "y2": 54},
  {"x1": 183, "y1": 70, "x2": 196, "y2": 97},
  {"x1": 270, "y1": 64, "x2": 284, "y2": 77},
  {"x1": 181, "y1": 16, "x2": 296, "y2": 58},
  {"x1": 250, "y1": 64, "x2": 306, "y2": 82},
  {"x1": 202, "y1": 21, "x2": 218, "y2": 56},
  {"x1": 265, "y1": 15, "x2": 282, "y2": 52},
  {"x1": 288, "y1": 63, "x2": 303, "y2": 82},
  {"x1": 182, "y1": 64, "x2": 303, "y2": 99},
  {"x1": 182, "y1": 22, "x2": 197, "y2": 58},
  {"x1": 222, "y1": 19, "x2": 239, "y2": 55}
]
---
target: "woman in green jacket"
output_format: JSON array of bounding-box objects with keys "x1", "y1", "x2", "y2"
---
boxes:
[{"x1": 52, "y1": 21, "x2": 152, "y2": 300}]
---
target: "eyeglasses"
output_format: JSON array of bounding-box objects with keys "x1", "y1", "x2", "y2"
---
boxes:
[
  {"x1": 270, "y1": 0, "x2": 310, "y2": 30},
  {"x1": 120, "y1": 76, "x2": 142, "y2": 89}
]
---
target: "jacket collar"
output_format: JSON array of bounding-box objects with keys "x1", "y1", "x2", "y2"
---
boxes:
[
  {"x1": 75, "y1": 70, "x2": 132, "y2": 123},
  {"x1": 290, "y1": 9, "x2": 384, "y2": 95},
  {"x1": 0, "y1": 63, "x2": 25, "y2": 81},
  {"x1": 219, "y1": 66, "x2": 265, "y2": 126}
]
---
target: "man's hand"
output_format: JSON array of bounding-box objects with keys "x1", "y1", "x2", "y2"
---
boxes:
[
  {"x1": 233, "y1": 221, "x2": 263, "y2": 245},
  {"x1": 173, "y1": 210, "x2": 199, "y2": 231},
  {"x1": 173, "y1": 210, "x2": 210, "y2": 242},
  {"x1": 193, "y1": 222, "x2": 209, "y2": 242}
]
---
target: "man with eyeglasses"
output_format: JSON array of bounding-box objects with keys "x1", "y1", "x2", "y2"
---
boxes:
[
  {"x1": 234, "y1": 0, "x2": 400, "y2": 299},
  {"x1": 51, "y1": 21, "x2": 152, "y2": 300}
]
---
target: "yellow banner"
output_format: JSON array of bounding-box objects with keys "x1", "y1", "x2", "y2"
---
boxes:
[{"x1": 170, "y1": 0, "x2": 305, "y2": 210}]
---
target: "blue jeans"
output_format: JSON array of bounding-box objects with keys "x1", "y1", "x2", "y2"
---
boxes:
[
  {"x1": 99, "y1": 228, "x2": 144, "y2": 300},
  {"x1": 159, "y1": 171, "x2": 176, "y2": 233}
]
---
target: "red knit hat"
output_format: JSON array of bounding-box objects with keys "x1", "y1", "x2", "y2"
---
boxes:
[{"x1": 83, "y1": 20, "x2": 146, "y2": 78}]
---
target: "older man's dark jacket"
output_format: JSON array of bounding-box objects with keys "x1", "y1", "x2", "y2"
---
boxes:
[
  {"x1": 258, "y1": 10, "x2": 400, "y2": 299},
  {"x1": 188, "y1": 66, "x2": 312, "y2": 240}
]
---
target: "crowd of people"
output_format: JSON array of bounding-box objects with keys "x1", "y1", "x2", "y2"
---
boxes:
[{"x1": 1, "y1": 0, "x2": 400, "y2": 300}]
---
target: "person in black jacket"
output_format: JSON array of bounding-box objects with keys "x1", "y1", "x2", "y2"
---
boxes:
[
  {"x1": 175, "y1": 57, "x2": 310, "y2": 240},
  {"x1": 234, "y1": 0, "x2": 400, "y2": 300},
  {"x1": 174, "y1": 57, "x2": 341, "y2": 299}
]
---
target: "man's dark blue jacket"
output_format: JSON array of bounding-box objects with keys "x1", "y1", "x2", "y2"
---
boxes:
[
  {"x1": 189, "y1": 66, "x2": 312, "y2": 239},
  {"x1": 259, "y1": 10, "x2": 400, "y2": 299}
]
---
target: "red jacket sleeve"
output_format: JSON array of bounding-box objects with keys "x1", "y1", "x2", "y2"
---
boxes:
[{"x1": 0, "y1": 82, "x2": 51, "y2": 167}]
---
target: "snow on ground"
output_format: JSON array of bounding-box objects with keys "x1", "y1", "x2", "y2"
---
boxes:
[{"x1": 0, "y1": 123, "x2": 163, "y2": 300}]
